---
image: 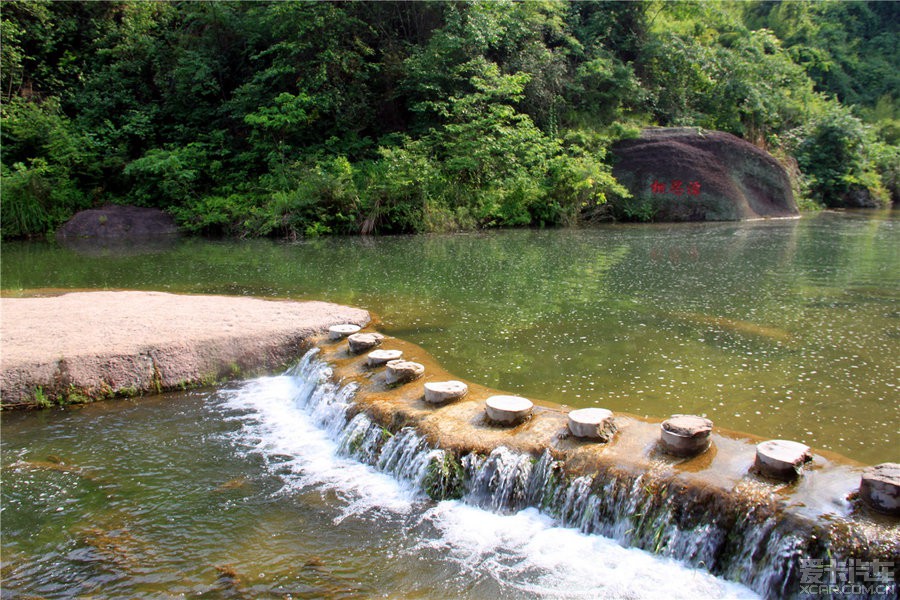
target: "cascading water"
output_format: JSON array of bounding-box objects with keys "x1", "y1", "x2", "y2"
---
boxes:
[{"x1": 217, "y1": 349, "x2": 893, "y2": 600}]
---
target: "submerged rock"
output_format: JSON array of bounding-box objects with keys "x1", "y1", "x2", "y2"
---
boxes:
[{"x1": 611, "y1": 128, "x2": 798, "y2": 221}]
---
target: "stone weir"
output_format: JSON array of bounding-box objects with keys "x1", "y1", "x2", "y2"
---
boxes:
[{"x1": 314, "y1": 329, "x2": 899, "y2": 600}]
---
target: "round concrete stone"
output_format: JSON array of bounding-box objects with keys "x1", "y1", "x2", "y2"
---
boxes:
[
  {"x1": 367, "y1": 349, "x2": 403, "y2": 367},
  {"x1": 859, "y1": 462, "x2": 900, "y2": 516},
  {"x1": 347, "y1": 332, "x2": 384, "y2": 354},
  {"x1": 424, "y1": 380, "x2": 468, "y2": 405},
  {"x1": 485, "y1": 395, "x2": 533, "y2": 425},
  {"x1": 328, "y1": 324, "x2": 361, "y2": 340},
  {"x1": 660, "y1": 414, "x2": 713, "y2": 457},
  {"x1": 568, "y1": 408, "x2": 616, "y2": 441},
  {"x1": 755, "y1": 439, "x2": 812, "y2": 480},
  {"x1": 384, "y1": 360, "x2": 425, "y2": 385}
]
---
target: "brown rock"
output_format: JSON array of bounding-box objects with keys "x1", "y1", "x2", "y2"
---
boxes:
[{"x1": 611, "y1": 128, "x2": 799, "y2": 221}]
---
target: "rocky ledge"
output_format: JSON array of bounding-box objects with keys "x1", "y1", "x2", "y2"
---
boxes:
[{"x1": 0, "y1": 291, "x2": 369, "y2": 408}]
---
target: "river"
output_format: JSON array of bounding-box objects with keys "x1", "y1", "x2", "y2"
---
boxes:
[{"x1": 1, "y1": 210, "x2": 898, "y2": 598}]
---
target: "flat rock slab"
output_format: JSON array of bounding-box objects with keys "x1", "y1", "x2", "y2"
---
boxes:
[{"x1": 0, "y1": 291, "x2": 369, "y2": 407}]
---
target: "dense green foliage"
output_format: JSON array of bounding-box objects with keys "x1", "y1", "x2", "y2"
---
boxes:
[{"x1": 2, "y1": 0, "x2": 897, "y2": 238}]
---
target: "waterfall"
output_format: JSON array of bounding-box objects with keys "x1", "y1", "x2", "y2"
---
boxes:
[{"x1": 227, "y1": 349, "x2": 893, "y2": 600}]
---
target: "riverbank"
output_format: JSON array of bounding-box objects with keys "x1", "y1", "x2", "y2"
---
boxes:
[{"x1": 0, "y1": 291, "x2": 369, "y2": 408}]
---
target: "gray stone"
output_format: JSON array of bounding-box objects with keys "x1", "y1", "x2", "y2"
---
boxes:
[
  {"x1": 347, "y1": 332, "x2": 384, "y2": 354},
  {"x1": 424, "y1": 380, "x2": 469, "y2": 405},
  {"x1": 328, "y1": 324, "x2": 361, "y2": 340},
  {"x1": 366, "y1": 349, "x2": 403, "y2": 367},
  {"x1": 755, "y1": 439, "x2": 812, "y2": 480},
  {"x1": 660, "y1": 414, "x2": 713, "y2": 457},
  {"x1": 859, "y1": 462, "x2": 900, "y2": 516},
  {"x1": 485, "y1": 395, "x2": 533, "y2": 425},
  {"x1": 568, "y1": 408, "x2": 616, "y2": 441},
  {"x1": 385, "y1": 360, "x2": 425, "y2": 385}
]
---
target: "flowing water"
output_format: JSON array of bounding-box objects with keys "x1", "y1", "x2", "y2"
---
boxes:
[
  {"x1": 2, "y1": 210, "x2": 898, "y2": 463},
  {"x1": 2, "y1": 211, "x2": 899, "y2": 598},
  {"x1": 2, "y1": 351, "x2": 762, "y2": 599}
]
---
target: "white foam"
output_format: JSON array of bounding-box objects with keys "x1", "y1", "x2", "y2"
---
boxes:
[
  {"x1": 219, "y1": 375, "x2": 420, "y2": 520},
  {"x1": 419, "y1": 502, "x2": 760, "y2": 599},
  {"x1": 216, "y1": 363, "x2": 760, "y2": 599}
]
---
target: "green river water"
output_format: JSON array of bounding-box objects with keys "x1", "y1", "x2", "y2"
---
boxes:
[
  {"x1": 1, "y1": 210, "x2": 898, "y2": 599},
  {"x1": 3, "y1": 210, "x2": 898, "y2": 463}
]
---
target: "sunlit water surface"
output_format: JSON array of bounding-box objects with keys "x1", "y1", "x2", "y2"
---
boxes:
[{"x1": 3, "y1": 210, "x2": 898, "y2": 463}]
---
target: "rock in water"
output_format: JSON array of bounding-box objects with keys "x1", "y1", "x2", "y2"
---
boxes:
[
  {"x1": 424, "y1": 381, "x2": 468, "y2": 404},
  {"x1": 328, "y1": 324, "x2": 361, "y2": 340},
  {"x1": 568, "y1": 408, "x2": 616, "y2": 441},
  {"x1": 56, "y1": 205, "x2": 179, "y2": 238},
  {"x1": 754, "y1": 439, "x2": 812, "y2": 480},
  {"x1": 385, "y1": 360, "x2": 425, "y2": 384},
  {"x1": 367, "y1": 349, "x2": 403, "y2": 367},
  {"x1": 347, "y1": 332, "x2": 384, "y2": 354},
  {"x1": 660, "y1": 414, "x2": 713, "y2": 457},
  {"x1": 611, "y1": 128, "x2": 798, "y2": 221},
  {"x1": 485, "y1": 395, "x2": 533, "y2": 425},
  {"x1": 859, "y1": 462, "x2": 900, "y2": 516}
]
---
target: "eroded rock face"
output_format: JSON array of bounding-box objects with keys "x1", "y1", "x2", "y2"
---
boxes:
[
  {"x1": 56, "y1": 205, "x2": 178, "y2": 239},
  {"x1": 611, "y1": 128, "x2": 799, "y2": 221}
]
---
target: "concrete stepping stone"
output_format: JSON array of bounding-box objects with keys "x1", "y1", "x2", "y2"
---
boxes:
[
  {"x1": 424, "y1": 381, "x2": 468, "y2": 405},
  {"x1": 568, "y1": 408, "x2": 616, "y2": 441},
  {"x1": 367, "y1": 349, "x2": 403, "y2": 367},
  {"x1": 754, "y1": 439, "x2": 812, "y2": 480},
  {"x1": 660, "y1": 414, "x2": 713, "y2": 457},
  {"x1": 859, "y1": 462, "x2": 900, "y2": 516},
  {"x1": 385, "y1": 360, "x2": 425, "y2": 385},
  {"x1": 485, "y1": 395, "x2": 533, "y2": 425},
  {"x1": 328, "y1": 324, "x2": 361, "y2": 340},
  {"x1": 348, "y1": 332, "x2": 384, "y2": 354}
]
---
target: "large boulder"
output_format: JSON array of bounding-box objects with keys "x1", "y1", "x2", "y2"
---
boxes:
[
  {"x1": 611, "y1": 128, "x2": 799, "y2": 221},
  {"x1": 57, "y1": 205, "x2": 178, "y2": 239}
]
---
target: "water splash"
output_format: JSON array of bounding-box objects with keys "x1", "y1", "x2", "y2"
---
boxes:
[{"x1": 216, "y1": 349, "x2": 772, "y2": 598}]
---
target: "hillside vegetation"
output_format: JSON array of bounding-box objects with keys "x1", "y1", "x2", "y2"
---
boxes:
[{"x1": 2, "y1": 0, "x2": 897, "y2": 238}]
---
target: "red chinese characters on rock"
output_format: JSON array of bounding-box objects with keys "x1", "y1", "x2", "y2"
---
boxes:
[{"x1": 651, "y1": 179, "x2": 701, "y2": 196}]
